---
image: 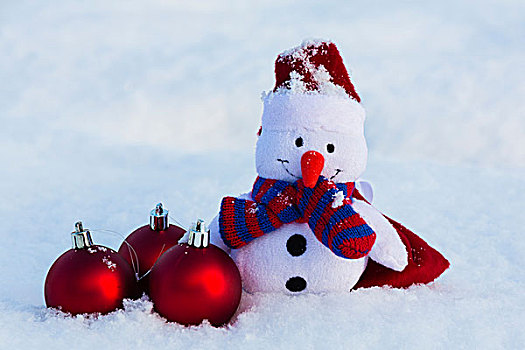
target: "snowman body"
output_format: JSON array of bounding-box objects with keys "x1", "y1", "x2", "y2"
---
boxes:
[
  {"x1": 211, "y1": 193, "x2": 368, "y2": 293},
  {"x1": 210, "y1": 41, "x2": 408, "y2": 294},
  {"x1": 232, "y1": 223, "x2": 366, "y2": 293}
]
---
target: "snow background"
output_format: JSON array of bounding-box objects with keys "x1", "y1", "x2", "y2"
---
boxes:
[{"x1": 1, "y1": 0, "x2": 524, "y2": 348}]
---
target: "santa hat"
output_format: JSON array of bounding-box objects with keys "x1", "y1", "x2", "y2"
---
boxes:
[
  {"x1": 352, "y1": 189, "x2": 450, "y2": 289},
  {"x1": 262, "y1": 40, "x2": 365, "y2": 133}
]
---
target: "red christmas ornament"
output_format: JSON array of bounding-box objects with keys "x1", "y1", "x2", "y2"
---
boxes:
[
  {"x1": 44, "y1": 222, "x2": 138, "y2": 315},
  {"x1": 118, "y1": 203, "x2": 185, "y2": 293},
  {"x1": 149, "y1": 220, "x2": 242, "y2": 326}
]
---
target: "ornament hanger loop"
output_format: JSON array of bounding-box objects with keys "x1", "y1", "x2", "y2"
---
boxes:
[
  {"x1": 91, "y1": 228, "x2": 141, "y2": 281},
  {"x1": 155, "y1": 203, "x2": 163, "y2": 215},
  {"x1": 75, "y1": 221, "x2": 83, "y2": 232}
]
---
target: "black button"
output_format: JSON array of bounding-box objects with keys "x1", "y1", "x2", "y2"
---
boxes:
[
  {"x1": 286, "y1": 234, "x2": 307, "y2": 256},
  {"x1": 286, "y1": 276, "x2": 307, "y2": 292}
]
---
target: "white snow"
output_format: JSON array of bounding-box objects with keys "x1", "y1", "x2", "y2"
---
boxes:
[
  {"x1": 0, "y1": 0, "x2": 524, "y2": 348},
  {"x1": 277, "y1": 38, "x2": 331, "y2": 60},
  {"x1": 102, "y1": 256, "x2": 117, "y2": 272},
  {"x1": 332, "y1": 190, "x2": 345, "y2": 208}
]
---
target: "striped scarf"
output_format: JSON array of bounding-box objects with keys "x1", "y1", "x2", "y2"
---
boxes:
[{"x1": 219, "y1": 176, "x2": 376, "y2": 259}]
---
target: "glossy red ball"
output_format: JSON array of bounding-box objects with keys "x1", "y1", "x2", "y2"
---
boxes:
[
  {"x1": 118, "y1": 224, "x2": 185, "y2": 292},
  {"x1": 44, "y1": 245, "x2": 138, "y2": 315},
  {"x1": 149, "y1": 243, "x2": 242, "y2": 326}
]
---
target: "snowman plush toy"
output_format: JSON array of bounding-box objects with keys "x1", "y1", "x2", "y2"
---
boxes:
[{"x1": 210, "y1": 40, "x2": 449, "y2": 294}]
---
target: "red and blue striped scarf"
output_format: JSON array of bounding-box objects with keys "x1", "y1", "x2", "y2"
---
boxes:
[{"x1": 219, "y1": 176, "x2": 376, "y2": 259}]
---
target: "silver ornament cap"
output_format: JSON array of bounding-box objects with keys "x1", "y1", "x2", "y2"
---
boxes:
[
  {"x1": 187, "y1": 219, "x2": 209, "y2": 248},
  {"x1": 71, "y1": 221, "x2": 94, "y2": 249},
  {"x1": 150, "y1": 203, "x2": 169, "y2": 231}
]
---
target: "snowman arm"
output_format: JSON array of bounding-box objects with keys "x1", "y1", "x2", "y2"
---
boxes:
[
  {"x1": 209, "y1": 191, "x2": 253, "y2": 253},
  {"x1": 356, "y1": 180, "x2": 373, "y2": 203},
  {"x1": 351, "y1": 199, "x2": 408, "y2": 271}
]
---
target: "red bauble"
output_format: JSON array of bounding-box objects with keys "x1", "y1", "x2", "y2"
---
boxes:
[
  {"x1": 149, "y1": 220, "x2": 242, "y2": 326},
  {"x1": 118, "y1": 204, "x2": 185, "y2": 292},
  {"x1": 44, "y1": 222, "x2": 138, "y2": 315}
]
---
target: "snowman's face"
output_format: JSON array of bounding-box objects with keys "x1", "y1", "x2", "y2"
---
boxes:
[{"x1": 255, "y1": 125, "x2": 367, "y2": 183}]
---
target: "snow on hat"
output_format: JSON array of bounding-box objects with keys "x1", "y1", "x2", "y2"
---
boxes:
[{"x1": 261, "y1": 40, "x2": 365, "y2": 133}]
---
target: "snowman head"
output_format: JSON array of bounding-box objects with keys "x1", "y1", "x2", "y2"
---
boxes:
[{"x1": 255, "y1": 40, "x2": 367, "y2": 184}]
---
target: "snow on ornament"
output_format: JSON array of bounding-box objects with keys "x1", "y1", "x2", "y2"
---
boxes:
[
  {"x1": 209, "y1": 40, "x2": 450, "y2": 294},
  {"x1": 117, "y1": 203, "x2": 185, "y2": 293},
  {"x1": 149, "y1": 220, "x2": 242, "y2": 326},
  {"x1": 44, "y1": 222, "x2": 138, "y2": 315}
]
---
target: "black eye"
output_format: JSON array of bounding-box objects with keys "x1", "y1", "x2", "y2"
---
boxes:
[
  {"x1": 295, "y1": 137, "x2": 303, "y2": 147},
  {"x1": 326, "y1": 143, "x2": 335, "y2": 153}
]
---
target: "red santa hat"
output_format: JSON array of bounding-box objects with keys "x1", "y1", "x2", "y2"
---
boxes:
[
  {"x1": 261, "y1": 40, "x2": 365, "y2": 133},
  {"x1": 352, "y1": 189, "x2": 450, "y2": 289},
  {"x1": 273, "y1": 40, "x2": 361, "y2": 101}
]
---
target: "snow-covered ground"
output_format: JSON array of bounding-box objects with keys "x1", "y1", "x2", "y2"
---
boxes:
[{"x1": 1, "y1": 0, "x2": 524, "y2": 348}]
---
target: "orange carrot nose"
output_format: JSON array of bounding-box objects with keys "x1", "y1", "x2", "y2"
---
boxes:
[{"x1": 301, "y1": 151, "x2": 325, "y2": 188}]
